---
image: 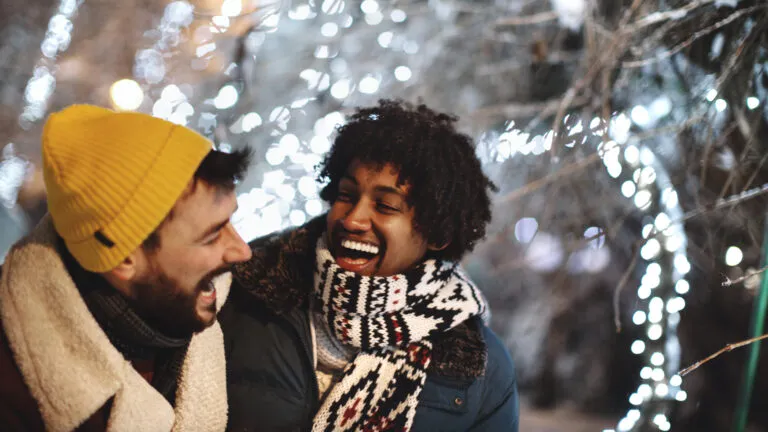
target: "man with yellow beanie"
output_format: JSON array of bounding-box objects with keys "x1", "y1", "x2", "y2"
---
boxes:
[{"x1": 0, "y1": 105, "x2": 253, "y2": 431}]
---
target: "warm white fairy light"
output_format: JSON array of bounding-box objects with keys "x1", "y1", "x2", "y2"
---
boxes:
[
  {"x1": 125, "y1": 2, "x2": 705, "y2": 429},
  {"x1": 725, "y1": 246, "x2": 744, "y2": 266},
  {"x1": 110, "y1": 79, "x2": 144, "y2": 111},
  {"x1": 18, "y1": 0, "x2": 82, "y2": 128},
  {"x1": 715, "y1": 98, "x2": 728, "y2": 112},
  {"x1": 604, "y1": 110, "x2": 691, "y2": 431},
  {"x1": 487, "y1": 107, "x2": 692, "y2": 429},
  {"x1": 631, "y1": 340, "x2": 646, "y2": 354}
]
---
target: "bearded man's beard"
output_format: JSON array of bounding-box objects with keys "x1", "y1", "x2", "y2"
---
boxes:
[{"x1": 130, "y1": 267, "x2": 229, "y2": 338}]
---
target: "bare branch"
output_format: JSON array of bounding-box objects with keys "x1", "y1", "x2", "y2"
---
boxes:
[
  {"x1": 623, "y1": 5, "x2": 767, "y2": 68},
  {"x1": 549, "y1": 0, "x2": 647, "y2": 152},
  {"x1": 722, "y1": 265, "x2": 768, "y2": 287},
  {"x1": 472, "y1": 95, "x2": 590, "y2": 129},
  {"x1": 494, "y1": 11, "x2": 558, "y2": 27},
  {"x1": 624, "y1": 0, "x2": 716, "y2": 32},
  {"x1": 614, "y1": 244, "x2": 640, "y2": 333},
  {"x1": 680, "y1": 333, "x2": 768, "y2": 376},
  {"x1": 497, "y1": 152, "x2": 603, "y2": 204}
]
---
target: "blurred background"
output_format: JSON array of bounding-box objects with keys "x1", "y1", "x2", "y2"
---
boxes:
[{"x1": 2, "y1": 0, "x2": 768, "y2": 430}]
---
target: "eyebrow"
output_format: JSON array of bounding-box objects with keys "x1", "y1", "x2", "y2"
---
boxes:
[
  {"x1": 340, "y1": 175, "x2": 406, "y2": 197},
  {"x1": 197, "y1": 219, "x2": 230, "y2": 242}
]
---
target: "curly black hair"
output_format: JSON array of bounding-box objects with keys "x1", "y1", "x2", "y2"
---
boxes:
[{"x1": 318, "y1": 99, "x2": 497, "y2": 262}]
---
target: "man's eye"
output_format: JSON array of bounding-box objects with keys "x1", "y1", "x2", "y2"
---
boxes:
[{"x1": 204, "y1": 232, "x2": 221, "y2": 245}]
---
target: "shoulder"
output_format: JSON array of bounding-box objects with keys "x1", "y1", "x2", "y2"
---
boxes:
[
  {"x1": 230, "y1": 216, "x2": 326, "y2": 314},
  {"x1": 429, "y1": 317, "x2": 486, "y2": 378},
  {"x1": 480, "y1": 324, "x2": 516, "y2": 390}
]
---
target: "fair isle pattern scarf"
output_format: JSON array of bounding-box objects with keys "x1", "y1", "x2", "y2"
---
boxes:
[{"x1": 312, "y1": 237, "x2": 487, "y2": 432}]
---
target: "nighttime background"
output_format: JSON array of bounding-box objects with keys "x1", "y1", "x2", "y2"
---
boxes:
[{"x1": 2, "y1": 0, "x2": 768, "y2": 430}]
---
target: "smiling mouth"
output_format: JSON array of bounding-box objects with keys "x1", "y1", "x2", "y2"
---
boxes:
[
  {"x1": 199, "y1": 280, "x2": 217, "y2": 304},
  {"x1": 335, "y1": 239, "x2": 381, "y2": 271}
]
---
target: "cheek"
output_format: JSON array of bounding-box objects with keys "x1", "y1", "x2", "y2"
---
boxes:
[
  {"x1": 385, "y1": 228, "x2": 428, "y2": 259},
  {"x1": 156, "y1": 249, "x2": 214, "y2": 288},
  {"x1": 328, "y1": 202, "x2": 347, "y2": 219}
]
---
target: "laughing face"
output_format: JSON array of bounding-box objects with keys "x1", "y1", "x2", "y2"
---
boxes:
[
  {"x1": 122, "y1": 180, "x2": 252, "y2": 337},
  {"x1": 326, "y1": 161, "x2": 437, "y2": 277}
]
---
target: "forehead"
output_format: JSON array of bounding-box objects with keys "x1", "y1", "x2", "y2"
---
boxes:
[
  {"x1": 162, "y1": 181, "x2": 234, "y2": 234},
  {"x1": 344, "y1": 161, "x2": 405, "y2": 189}
]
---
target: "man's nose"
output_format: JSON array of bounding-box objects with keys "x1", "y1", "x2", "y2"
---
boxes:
[{"x1": 223, "y1": 224, "x2": 252, "y2": 263}]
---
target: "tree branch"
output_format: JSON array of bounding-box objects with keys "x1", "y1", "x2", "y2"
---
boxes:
[
  {"x1": 614, "y1": 244, "x2": 640, "y2": 333},
  {"x1": 494, "y1": 11, "x2": 558, "y2": 27},
  {"x1": 680, "y1": 332, "x2": 768, "y2": 376},
  {"x1": 623, "y1": 5, "x2": 767, "y2": 68},
  {"x1": 722, "y1": 265, "x2": 768, "y2": 287}
]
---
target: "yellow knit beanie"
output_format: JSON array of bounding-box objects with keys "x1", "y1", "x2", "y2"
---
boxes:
[{"x1": 42, "y1": 105, "x2": 212, "y2": 272}]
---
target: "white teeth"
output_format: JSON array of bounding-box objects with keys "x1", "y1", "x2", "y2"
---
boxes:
[{"x1": 341, "y1": 239, "x2": 380, "y2": 255}]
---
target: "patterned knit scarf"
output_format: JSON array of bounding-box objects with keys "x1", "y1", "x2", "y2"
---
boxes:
[{"x1": 312, "y1": 237, "x2": 486, "y2": 432}]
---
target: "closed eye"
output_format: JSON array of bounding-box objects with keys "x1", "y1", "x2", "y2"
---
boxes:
[
  {"x1": 376, "y1": 202, "x2": 400, "y2": 213},
  {"x1": 337, "y1": 191, "x2": 356, "y2": 203},
  {"x1": 203, "y1": 231, "x2": 222, "y2": 245}
]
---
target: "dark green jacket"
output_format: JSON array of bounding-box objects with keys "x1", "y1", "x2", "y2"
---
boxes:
[{"x1": 219, "y1": 217, "x2": 519, "y2": 431}]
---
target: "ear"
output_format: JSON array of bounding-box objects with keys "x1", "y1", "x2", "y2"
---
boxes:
[
  {"x1": 427, "y1": 242, "x2": 450, "y2": 252},
  {"x1": 106, "y1": 249, "x2": 143, "y2": 282}
]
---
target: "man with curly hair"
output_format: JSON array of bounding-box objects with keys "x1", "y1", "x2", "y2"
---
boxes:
[{"x1": 220, "y1": 100, "x2": 519, "y2": 431}]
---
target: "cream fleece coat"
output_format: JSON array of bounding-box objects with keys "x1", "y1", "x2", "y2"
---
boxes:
[{"x1": 0, "y1": 217, "x2": 229, "y2": 432}]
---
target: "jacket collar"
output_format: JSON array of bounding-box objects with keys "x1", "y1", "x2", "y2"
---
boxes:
[
  {"x1": 0, "y1": 216, "x2": 230, "y2": 432},
  {"x1": 232, "y1": 216, "x2": 487, "y2": 378}
]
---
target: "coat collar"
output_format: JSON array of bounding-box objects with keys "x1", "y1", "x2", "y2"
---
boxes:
[
  {"x1": 0, "y1": 216, "x2": 230, "y2": 432},
  {"x1": 232, "y1": 216, "x2": 487, "y2": 378}
]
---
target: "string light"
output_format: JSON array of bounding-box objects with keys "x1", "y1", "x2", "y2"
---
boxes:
[
  {"x1": 126, "y1": 2, "x2": 716, "y2": 428},
  {"x1": 0, "y1": 144, "x2": 29, "y2": 209},
  {"x1": 225, "y1": 0, "x2": 429, "y2": 240},
  {"x1": 110, "y1": 79, "x2": 144, "y2": 111},
  {"x1": 725, "y1": 246, "x2": 743, "y2": 266},
  {"x1": 485, "y1": 100, "x2": 689, "y2": 428},
  {"x1": 1, "y1": 0, "x2": 81, "y2": 218},
  {"x1": 608, "y1": 107, "x2": 690, "y2": 430},
  {"x1": 18, "y1": 0, "x2": 82, "y2": 128}
]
